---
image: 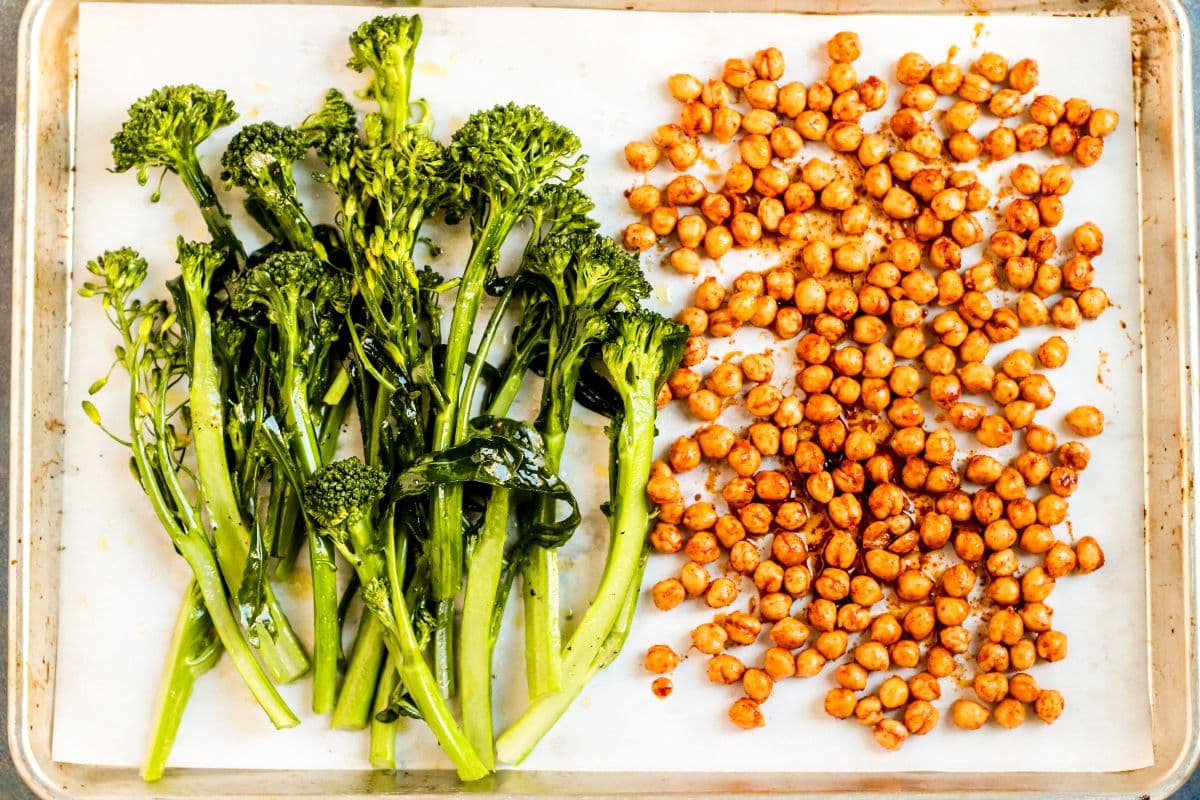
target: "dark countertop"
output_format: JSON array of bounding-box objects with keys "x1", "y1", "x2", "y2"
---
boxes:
[{"x1": 0, "y1": 2, "x2": 1195, "y2": 798}]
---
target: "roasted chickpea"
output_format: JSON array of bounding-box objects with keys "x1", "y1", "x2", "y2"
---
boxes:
[
  {"x1": 742, "y1": 667, "x2": 774, "y2": 703},
  {"x1": 1035, "y1": 689, "x2": 1065, "y2": 723},
  {"x1": 707, "y1": 653, "x2": 745, "y2": 685},
  {"x1": 1079, "y1": 287, "x2": 1111, "y2": 319},
  {"x1": 1065, "y1": 405, "x2": 1105, "y2": 437},
  {"x1": 825, "y1": 687, "x2": 858, "y2": 719},
  {"x1": 1010, "y1": 640, "x2": 1037, "y2": 671},
  {"x1": 951, "y1": 699, "x2": 990, "y2": 730},
  {"x1": 990, "y1": 88, "x2": 1024, "y2": 118},
  {"x1": 1075, "y1": 134, "x2": 1104, "y2": 166},
  {"x1": 1036, "y1": 630, "x2": 1068, "y2": 662},
  {"x1": 988, "y1": 577, "x2": 1021, "y2": 606},
  {"x1": 742, "y1": 108, "x2": 778, "y2": 136},
  {"x1": 978, "y1": 642, "x2": 1011, "y2": 673},
  {"x1": 1089, "y1": 108, "x2": 1120, "y2": 137},
  {"x1": 692, "y1": 622, "x2": 727, "y2": 655},
  {"x1": 896, "y1": 52, "x2": 931, "y2": 85},
  {"x1": 652, "y1": 522, "x2": 681, "y2": 554},
  {"x1": 1020, "y1": 524, "x2": 1056, "y2": 555},
  {"x1": 729, "y1": 697, "x2": 765, "y2": 729},
  {"x1": 763, "y1": 647, "x2": 797, "y2": 681},
  {"x1": 1022, "y1": 566, "x2": 1056, "y2": 603},
  {"x1": 795, "y1": 648, "x2": 827, "y2": 678},
  {"x1": 644, "y1": 644, "x2": 680, "y2": 676}
]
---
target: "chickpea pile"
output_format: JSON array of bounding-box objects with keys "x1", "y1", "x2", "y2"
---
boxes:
[{"x1": 632, "y1": 34, "x2": 1113, "y2": 750}]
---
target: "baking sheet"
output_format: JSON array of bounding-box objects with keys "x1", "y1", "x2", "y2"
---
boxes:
[{"x1": 53, "y1": 3, "x2": 1150, "y2": 774}]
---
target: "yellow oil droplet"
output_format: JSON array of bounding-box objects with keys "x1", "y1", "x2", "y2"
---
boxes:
[
  {"x1": 173, "y1": 210, "x2": 187, "y2": 226},
  {"x1": 593, "y1": 461, "x2": 608, "y2": 478},
  {"x1": 948, "y1": 45, "x2": 959, "y2": 61},
  {"x1": 122, "y1": 533, "x2": 134, "y2": 547},
  {"x1": 418, "y1": 61, "x2": 448, "y2": 78},
  {"x1": 97, "y1": 536, "x2": 110, "y2": 552},
  {"x1": 79, "y1": 594, "x2": 88, "y2": 608}
]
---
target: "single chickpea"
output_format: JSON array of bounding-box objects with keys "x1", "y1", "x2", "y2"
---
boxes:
[
  {"x1": 875, "y1": 676, "x2": 909, "y2": 710},
  {"x1": 685, "y1": 531, "x2": 722, "y2": 566},
  {"x1": 988, "y1": 577, "x2": 1021, "y2": 606},
  {"x1": 854, "y1": 695, "x2": 884, "y2": 727},
  {"x1": 723, "y1": 611, "x2": 762, "y2": 646},
  {"x1": 826, "y1": 121, "x2": 865, "y2": 153},
  {"x1": 1022, "y1": 566, "x2": 1056, "y2": 602},
  {"x1": 1010, "y1": 673, "x2": 1043, "y2": 705},
  {"x1": 624, "y1": 140, "x2": 661, "y2": 172},
  {"x1": 704, "y1": 577, "x2": 738, "y2": 609},
  {"x1": 993, "y1": 698, "x2": 1026, "y2": 729},
  {"x1": 855, "y1": 641, "x2": 891, "y2": 672},
  {"x1": 1041, "y1": 633, "x2": 1070, "y2": 662},
  {"x1": 857, "y1": 76, "x2": 888, "y2": 111},
  {"x1": 903, "y1": 605, "x2": 937, "y2": 641},
  {"x1": 692, "y1": 622, "x2": 727, "y2": 655},
  {"x1": 1035, "y1": 689, "x2": 1065, "y2": 723},
  {"x1": 974, "y1": 671, "x2": 1009, "y2": 704},
  {"x1": 1089, "y1": 108, "x2": 1120, "y2": 137},
  {"x1": 1065, "y1": 405, "x2": 1105, "y2": 437},
  {"x1": 872, "y1": 718, "x2": 909, "y2": 751},
  {"x1": 1017, "y1": 525, "x2": 1056, "y2": 556},
  {"x1": 701, "y1": 78, "x2": 732, "y2": 108},
  {"x1": 1075, "y1": 135, "x2": 1104, "y2": 166},
  {"x1": 743, "y1": 108, "x2": 779, "y2": 136},
  {"x1": 627, "y1": 184, "x2": 661, "y2": 215},
  {"x1": 776, "y1": 82, "x2": 807, "y2": 118},
  {"x1": 742, "y1": 667, "x2": 774, "y2": 703},
  {"x1": 747, "y1": 45, "x2": 784, "y2": 78},
  {"x1": 1039, "y1": 195, "x2": 1066, "y2": 227},
  {"x1": 960, "y1": 72, "x2": 994, "y2": 104},
  {"x1": 679, "y1": 103, "x2": 712, "y2": 138},
  {"x1": 1079, "y1": 287, "x2": 1110, "y2": 319},
  {"x1": 652, "y1": 577, "x2": 686, "y2": 611},
  {"x1": 978, "y1": 642, "x2": 1011, "y2": 673},
  {"x1": 763, "y1": 647, "x2": 797, "y2": 681},
  {"x1": 644, "y1": 644, "x2": 680, "y2": 674},
  {"x1": 825, "y1": 688, "x2": 858, "y2": 720},
  {"x1": 896, "y1": 52, "x2": 931, "y2": 85},
  {"x1": 1010, "y1": 640, "x2": 1037, "y2": 671},
  {"x1": 703, "y1": 226, "x2": 733, "y2": 260},
  {"x1": 1031, "y1": 94, "x2": 1065, "y2": 126},
  {"x1": 722, "y1": 58, "x2": 755, "y2": 89},
  {"x1": 816, "y1": 630, "x2": 850, "y2": 662},
  {"x1": 976, "y1": 415, "x2": 1014, "y2": 448},
  {"x1": 648, "y1": 205, "x2": 678, "y2": 238},
  {"x1": 990, "y1": 89, "x2": 1024, "y2": 118},
  {"x1": 729, "y1": 697, "x2": 765, "y2": 729},
  {"x1": 828, "y1": 31, "x2": 862, "y2": 62},
  {"x1": 770, "y1": 616, "x2": 810, "y2": 650},
  {"x1": 949, "y1": 131, "x2": 983, "y2": 163},
  {"x1": 929, "y1": 61, "x2": 963, "y2": 94},
  {"x1": 666, "y1": 174, "x2": 705, "y2": 206},
  {"x1": 1008, "y1": 57, "x2": 1039, "y2": 92},
  {"x1": 828, "y1": 63, "x2": 859, "y2": 95},
  {"x1": 951, "y1": 699, "x2": 990, "y2": 730},
  {"x1": 707, "y1": 653, "x2": 745, "y2": 685},
  {"x1": 668, "y1": 73, "x2": 704, "y2": 102},
  {"x1": 795, "y1": 649, "x2": 827, "y2": 677},
  {"x1": 807, "y1": 81, "x2": 835, "y2": 112},
  {"x1": 795, "y1": 110, "x2": 829, "y2": 141},
  {"x1": 1074, "y1": 536, "x2": 1105, "y2": 574}
]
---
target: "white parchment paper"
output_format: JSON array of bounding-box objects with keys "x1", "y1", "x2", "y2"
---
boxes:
[{"x1": 56, "y1": 3, "x2": 1150, "y2": 773}]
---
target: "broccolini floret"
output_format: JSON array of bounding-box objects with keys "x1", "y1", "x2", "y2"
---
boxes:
[
  {"x1": 347, "y1": 14, "x2": 423, "y2": 143},
  {"x1": 111, "y1": 85, "x2": 243, "y2": 259},
  {"x1": 220, "y1": 122, "x2": 320, "y2": 255}
]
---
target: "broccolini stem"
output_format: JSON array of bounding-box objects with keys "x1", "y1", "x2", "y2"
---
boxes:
[
  {"x1": 308, "y1": 536, "x2": 341, "y2": 714},
  {"x1": 369, "y1": 653, "x2": 399, "y2": 769},
  {"x1": 332, "y1": 610, "x2": 387, "y2": 730},
  {"x1": 459, "y1": 487, "x2": 509, "y2": 770},
  {"x1": 495, "y1": 380, "x2": 657, "y2": 764},
  {"x1": 429, "y1": 211, "x2": 518, "y2": 603},
  {"x1": 175, "y1": 533, "x2": 300, "y2": 730},
  {"x1": 180, "y1": 277, "x2": 309, "y2": 682},
  {"x1": 522, "y1": 427, "x2": 566, "y2": 699},
  {"x1": 174, "y1": 151, "x2": 245, "y2": 262},
  {"x1": 141, "y1": 580, "x2": 220, "y2": 782},
  {"x1": 378, "y1": 550, "x2": 490, "y2": 781}
]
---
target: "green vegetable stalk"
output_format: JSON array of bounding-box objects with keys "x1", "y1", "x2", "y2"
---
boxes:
[
  {"x1": 429, "y1": 105, "x2": 586, "y2": 692},
  {"x1": 495, "y1": 310, "x2": 686, "y2": 765},
  {"x1": 110, "y1": 86, "x2": 309, "y2": 685},
  {"x1": 81, "y1": 249, "x2": 300, "y2": 772}
]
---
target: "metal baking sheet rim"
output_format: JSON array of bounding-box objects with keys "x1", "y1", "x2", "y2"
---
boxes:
[{"x1": 7, "y1": 0, "x2": 1197, "y2": 797}]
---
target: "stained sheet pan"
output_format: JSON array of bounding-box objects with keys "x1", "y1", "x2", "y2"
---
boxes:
[{"x1": 9, "y1": 0, "x2": 1199, "y2": 797}]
